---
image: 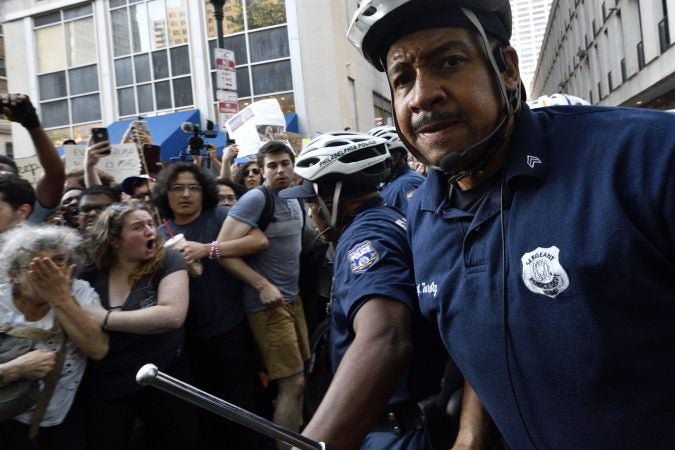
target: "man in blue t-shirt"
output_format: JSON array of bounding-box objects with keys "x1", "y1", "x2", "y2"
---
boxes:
[
  {"x1": 280, "y1": 131, "x2": 449, "y2": 450},
  {"x1": 154, "y1": 162, "x2": 268, "y2": 450},
  {"x1": 349, "y1": 1, "x2": 675, "y2": 448}
]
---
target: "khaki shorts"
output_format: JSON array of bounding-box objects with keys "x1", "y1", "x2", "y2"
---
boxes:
[{"x1": 247, "y1": 296, "x2": 311, "y2": 380}]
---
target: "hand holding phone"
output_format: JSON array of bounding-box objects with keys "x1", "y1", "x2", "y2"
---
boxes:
[{"x1": 91, "y1": 127, "x2": 109, "y2": 144}]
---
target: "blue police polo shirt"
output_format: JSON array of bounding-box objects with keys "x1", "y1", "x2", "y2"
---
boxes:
[
  {"x1": 381, "y1": 166, "x2": 425, "y2": 214},
  {"x1": 407, "y1": 104, "x2": 675, "y2": 449},
  {"x1": 331, "y1": 199, "x2": 445, "y2": 408}
]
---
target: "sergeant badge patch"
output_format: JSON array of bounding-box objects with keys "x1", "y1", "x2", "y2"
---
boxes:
[
  {"x1": 348, "y1": 240, "x2": 379, "y2": 274},
  {"x1": 521, "y1": 246, "x2": 569, "y2": 298}
]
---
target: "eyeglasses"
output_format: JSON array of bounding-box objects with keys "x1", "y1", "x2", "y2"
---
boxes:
[
  {"x1": 242, "y1": 168, "x2": 260, "y2": 177},
  {"x1": 169, "y1": 184, "x2": 203, "y2": 194},
  {"x1": 218, "y1": 194, "x2": 237, "y2": 202}
]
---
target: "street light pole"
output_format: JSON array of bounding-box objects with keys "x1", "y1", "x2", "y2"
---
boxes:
[{"x1": 210, "y1": 0, "x2": 226, "y2": 49}]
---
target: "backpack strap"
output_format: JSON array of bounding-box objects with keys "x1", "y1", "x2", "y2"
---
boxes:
[{"x1": 256, "y1": 185, "x2": 276, "y2": 232}]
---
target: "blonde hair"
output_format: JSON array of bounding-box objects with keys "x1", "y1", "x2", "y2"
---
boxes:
[{"x1": 82, "y1": 201, "x2": 165, "y2": 285}]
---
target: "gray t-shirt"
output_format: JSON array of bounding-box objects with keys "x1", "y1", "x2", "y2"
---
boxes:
[{"x1": 228, "y1": 185, "x2": 303, "y2": 312}]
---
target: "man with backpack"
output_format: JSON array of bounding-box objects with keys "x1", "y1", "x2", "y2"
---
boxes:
[{"x1": 217, "y1": 141, "x2": 310, "y2": 449}]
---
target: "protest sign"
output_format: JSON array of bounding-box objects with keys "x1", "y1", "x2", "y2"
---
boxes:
[
  {"x1": 14, "y1": 156, "x2": 44, "y2": 186},
  {"x1": 64, "y1": 144, "x2": 141, "y2": 183},
  {"x1": 225, "y1": 99, "x2": 289, "y2": 158}
]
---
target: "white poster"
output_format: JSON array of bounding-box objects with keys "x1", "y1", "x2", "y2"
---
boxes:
[
  {"x1": 64, "y1": 144, "x2": 141, "y2": 183},
  {"x1": 14, "y1": 156, "x2": 45, "y2": 186},
  {"x1": 225, "y1": 99, "x2": 289, "y2": 158}
]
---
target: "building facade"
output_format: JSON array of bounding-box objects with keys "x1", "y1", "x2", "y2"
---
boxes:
[
  {"x1": 511, "y1": 0, "x2": 553, "y2": 94},
  {"x1": 0, "y1": 0, "x2": 391, "y2": 158},
  {"x1": 0, "y1": 24, "x2": 11, "y2": 157},
  {"x1": 531, "y1": 0, "x2": 675, "y2": 109}
]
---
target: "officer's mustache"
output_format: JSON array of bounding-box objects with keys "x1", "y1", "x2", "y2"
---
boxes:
[{"x1": 412, "y1": 110, "x2": 463, "y2": 134}]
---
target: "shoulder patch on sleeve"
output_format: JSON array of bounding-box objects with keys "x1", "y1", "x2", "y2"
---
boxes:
[
  {"x1": 348, "y1": 240, "x2": 379, "y2": 274},
  {"x1": 394, "y1": 218, "x2": 407, "y2": 231}
]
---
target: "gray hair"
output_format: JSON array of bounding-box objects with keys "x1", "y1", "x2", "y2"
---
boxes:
[{"x1": 0, "y1": 224, "x2": 83, "y2": 283}]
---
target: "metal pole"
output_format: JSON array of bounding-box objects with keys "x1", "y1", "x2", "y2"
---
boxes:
[
  {"x1": 210, "y1": 0, "x2": 226, "y2": 50},
  {"x1": 136, "y1": 364, "x2": 329, "y2": 450}
]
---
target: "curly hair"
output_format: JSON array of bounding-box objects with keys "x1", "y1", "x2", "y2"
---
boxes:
[
  {"x1": 82, "y1": 201, "x2": 165, "y2": 285},
  {"x1": 152, "y1": 162, "x2": 219, "y2": 219},
  {"x1": 0, "y1": 223, "x2": 83, "y2": 283}
]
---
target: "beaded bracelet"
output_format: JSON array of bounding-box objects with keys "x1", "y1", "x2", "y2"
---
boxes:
[{"x1": 208, "y1": 240, "x2": 220, "y2": 260}]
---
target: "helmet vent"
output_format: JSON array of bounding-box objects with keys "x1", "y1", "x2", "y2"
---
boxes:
[
  {"x1": 297, "y1": 157, "x2": 320, "y2": 167},
  {"x1": 363, "y1": 6, "x2": 377, "y2": 17}
]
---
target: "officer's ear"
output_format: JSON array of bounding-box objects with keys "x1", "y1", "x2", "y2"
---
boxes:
[{"x1": 501, "y1": 46, "x2": 521, "y2": 92}]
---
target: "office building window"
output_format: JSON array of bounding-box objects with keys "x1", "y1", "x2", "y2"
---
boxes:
[
  {"x1": 34, "y1": 4, "x2": 101, "y2": 141},
  {"x1": 111, "y1": 0, "x2": 193, "y2": 117},
  {"x1": 373, "y1": 92, "x2": 393, "y2": 126}
]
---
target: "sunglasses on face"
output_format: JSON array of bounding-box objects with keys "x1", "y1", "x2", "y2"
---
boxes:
[{"x1": 242, "y1": 168, "x2": 260, "y2": 177}]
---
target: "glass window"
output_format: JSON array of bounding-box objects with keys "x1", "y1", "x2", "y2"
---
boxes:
[
  {"x1": 45, "y1": 128, "x2": 72, "y2": 145},
  {"x1": 71, "y1": 94, "x2": 101, "y2": 123},
  {"x1": 118, "y1": 87, "x2": 136, "y2": 116},
  {"x1": 36, "y1": 25, "x2": 66, "y2": 72},
  {"x1": 39, "y1": 72, "x2": 67, "y2": 100},
  {"x1": 66, "y1": 18, "x2": 97, "y2": 67},
  {"x1": 110, "y1": 0, "x2": 127, "y2": 8},
  {"x1": 166, "y1": 0, "x2": 188, "y2": 46},
  {"x1": 69, "y1": 65, "x2": 99, "y2": 95},
  {"x1": 115, "y1": 57, "x2": 134, "y2": 86},
  {"x1": 249, "y1": 26, "x2": 289, "y2": 63},
  {"x1": 130, "y1": 3, "x2": 150, "y2": 53},
  {"x1": 63, "y1": 4, "x2": 92, "y2": 20},
  {"x1": 137, "y1": 84, "x2": 154, "y2": 113},
  {"x1": 251, "y1": 60, "x2": 292, "y2": 94},
  {"x1": 205, "y1": 0, "x2": 244, "y2": 37},
  {"x1": 170, "y1": 45, "x2": 190, "y2": 76},
  {"x1": 0, "y1": 80, "x2": 7, "y2": 94},
  {"x1": 134, "y1": 54, "x2": 152, "y2": 83},
  {"x1": 34, "y1": 12, "x2": 61, "y2": 28},
  {"x1": 237, "y1": 67, "x2": 251, "y2": 97},
  {"x1": 111, "y1": 8, "x2": 131, "y2": 57},
  {"x1": 41, "y1": 100, "x2": 69, "y2": 128},
  {"x1": 246, "y1": 0, "x2": 286, "y2": 30},
  {"x1": 152, "y1": 50, "x2": 169, "y2": 78},
  {"x1": 173, "y1": 77, "x2": 193, "y2": 107},
  {"x1": 147, "y1": 0, "x2": 168, "y2": 50},
  {"x1": 155, "y1": 81, "x2": 172, "y2": 110},
  {"x1": 254, "y1": 92, "x2": 294, "y2": 113}
]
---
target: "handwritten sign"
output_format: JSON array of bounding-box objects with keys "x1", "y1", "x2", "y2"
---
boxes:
[
  {"x1": 14, "y1": 156, "x2": 45, "y2": 186},
  {"x1": 64, "y1": 144, "x2": 141, "y2": 183}
]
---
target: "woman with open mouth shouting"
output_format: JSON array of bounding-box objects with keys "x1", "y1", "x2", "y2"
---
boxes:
[{"x1": 77, "y1": 200, "x2": 198, "y2": 450}]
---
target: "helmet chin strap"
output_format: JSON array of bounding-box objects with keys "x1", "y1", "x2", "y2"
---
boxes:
[
  {"x1": 436, "y1": 8, "x2": 518, "y2": 184},
  {"x1": 313, "y1": 180, "x2": 344, "y2": 229}
]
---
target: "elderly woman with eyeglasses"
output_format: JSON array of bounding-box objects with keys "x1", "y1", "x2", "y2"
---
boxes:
[
  {"x1": 77, "y1": 201, "x2": 198, "y2": 450},
  {"x1": 0, "y1": 224, "x2": 108, "y2": 450}
]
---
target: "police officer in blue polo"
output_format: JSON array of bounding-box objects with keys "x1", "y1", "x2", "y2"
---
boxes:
[
  {"x1": 368, "y1": 125, "x2": 425, "y2": 213},
  {"x1": 280, "y1": 132, "x2": 450, "y2": 450},
  {"x1": 349, "y1": 1, "x2": 675, "y2": 449}
]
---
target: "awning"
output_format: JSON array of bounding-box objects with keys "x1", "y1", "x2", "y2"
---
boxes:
[{"x1": 107, "y1": 109, "x2": 201, "y2": 161}]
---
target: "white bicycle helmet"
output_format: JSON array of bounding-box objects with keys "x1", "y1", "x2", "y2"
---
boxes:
[
  {"x1": 281, "y1": 132, "x2": 390, "y2": 228},
  {"x1": 348, "y1": 0, "x2": 512, "y2": 72},
  {"x1": 294, "y1": 131, "x2": 390, "y2": 186},
  {"x1": 528, "y1": 93, "x2": 591, "y2": 109},
  {"x1": 367, "y1": 125, "x2": 408, "y2": 154}
]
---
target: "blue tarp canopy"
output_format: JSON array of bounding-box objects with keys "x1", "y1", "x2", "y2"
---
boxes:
[{"x1": 100, "y1": 110, "x2": 300, "y2": 161}]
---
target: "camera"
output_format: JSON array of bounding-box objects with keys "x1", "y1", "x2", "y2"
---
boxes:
[{"x1": 181, "y1": 120, "x2": 218, "y2": 155}]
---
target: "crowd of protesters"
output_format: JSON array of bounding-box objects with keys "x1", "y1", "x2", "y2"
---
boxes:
[{"x1": 0, "y1": 91, "x2": 427, "y2": 450}]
